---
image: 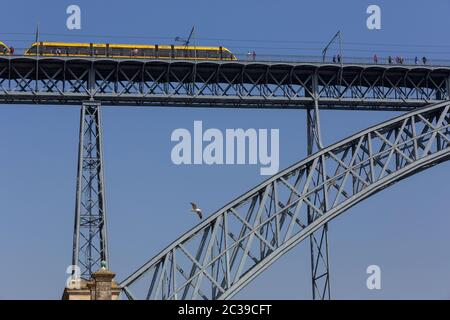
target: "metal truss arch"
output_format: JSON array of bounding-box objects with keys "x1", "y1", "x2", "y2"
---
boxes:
[{"x1": 120, "y1": 100, "x2": 450, "y2": 300}]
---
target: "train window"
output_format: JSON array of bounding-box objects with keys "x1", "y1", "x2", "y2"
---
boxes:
[
  {"x1": 32, "y1": 45, "x2": 58, "y2": 55},
  {"x1": 128, "y1": 48, "x2": 148, "y2": 57},
  {"x1": 72, "y1": 46, "x2": 86, "y2": 55},
  {"x1": 28, "y1": 45, "x2": 46, "y2": 55},
  {"x1": 93, "y1": 47, "x2": 106, "y2": 56},
  {"x1": 61, "y1": 47, "x2": 71, "y2": 55},
  {"x1": 123, "y1": 48, "x2": 133, "y2": 56},
  {"x1": 48, "y1": 47, "x2": 55, "y2": 54},
  {"x1": 109, "y1": 48, "x2": 118, "y2": 56},
  {"x1": 142, "y1": 48, "x2": 155, "y2": 57},
  {"x1": 115, "y1": 47, "x2": 143, "y2": 57},
  {"x1": 158, "y1": 49, "x2": 170, "y2": 58},
  {"x1": 195, "y1": 50, "x2": 207, "y2": 59},
  {"x1": 76, "y1": 47, "x2": 90, "y2": 55},
  {"x1": 65, "y1": 47, "x2": 75, "y2": 55},
  {"x1": 32, "y1": 45, "x2": 44, "y2": 54},
  {"x1": 208, "y1": 50, "x2": 219, "y2": 59},
  {"x1": 41, "y1": 46, "x2": 65, "y2": 55},
  {"x1": 0, "y1": 44, "x2": 8, "y2": 55},
  {"x1": 175, "y1": 49, "x2": 188, "y2": 58},
  {"x1": 111, "y1": 48, "x2": 125, "y2": 56},
  {"x1": 49, "y1": 46, "x2": 59, "y2": 54},
  {"x1": 50, "y1": 46, "x2": 59, "y2": 55},
  {"x1": 185, "y1": 49, "x2": 195, "y2": 58},
  {"x1": 62, "y1": 46, "x2": 74, "y2": 55},
  {"x1": 39, "y1": 46, "x2": 48, "y2": 54}
]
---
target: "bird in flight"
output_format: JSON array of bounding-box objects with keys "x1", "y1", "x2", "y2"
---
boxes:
[{"x1": 190, "y1": 202, "x2": 203, "y2": 219}]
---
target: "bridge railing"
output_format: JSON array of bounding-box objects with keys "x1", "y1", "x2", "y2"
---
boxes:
[
  {"x1": 232, "y1": 53, "x2": 450, "y2": 67},
  {"x1": 2, "y1": 51, "x2": 450, "y2": 67}
]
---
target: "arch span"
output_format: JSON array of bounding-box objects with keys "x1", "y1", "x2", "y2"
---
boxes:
[{"x1": 120, "y1": 100, "x2": 450, "y2": 300}]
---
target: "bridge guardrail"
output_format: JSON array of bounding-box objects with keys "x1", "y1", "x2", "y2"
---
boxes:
[{"x1": 2, "y1": 51, "x2": 450, "y2": 67}]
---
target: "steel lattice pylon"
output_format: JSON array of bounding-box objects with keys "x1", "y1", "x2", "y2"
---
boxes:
[
  {"x1": 306, "y1": 100, "x2": 331, "y2": 300},
  {"x1": 72, "y1": 101, "x2": 109, "y2": 279},
  {"x1": 120, "y1": 100, "x2": 450, "y2": 300}
]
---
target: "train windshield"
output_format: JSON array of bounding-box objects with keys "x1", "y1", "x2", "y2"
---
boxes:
[{"x1": 0, "y1": 42, "x2": 9, "y2": 54}]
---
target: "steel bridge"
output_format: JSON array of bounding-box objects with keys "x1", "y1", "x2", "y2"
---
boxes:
[
  {"x1": 1, "y1": 56, "x2": 449, "y2": 299},
  {"x1": 119, "y1": 100, "x2": 450, "y2": 299},
  {"x1": 1, "y1": 56, "x2": 450, "y2": 109}
]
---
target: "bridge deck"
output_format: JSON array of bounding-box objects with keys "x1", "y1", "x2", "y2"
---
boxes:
[{"x1": 1, "y1": 56, "x2": 449, "y2": 109}]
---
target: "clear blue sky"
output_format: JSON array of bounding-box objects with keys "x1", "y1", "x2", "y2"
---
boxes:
[{"x1": 1, "y1": 0, "x2": 450, "y2": 299}]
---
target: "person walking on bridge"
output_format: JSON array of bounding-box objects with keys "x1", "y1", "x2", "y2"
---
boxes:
[
  {"x1": 373, "y1": 54, "x2": 378, "y2": 64},
  {"x1": 422, "y1": 56, "x2": 427, "y2": 65}
]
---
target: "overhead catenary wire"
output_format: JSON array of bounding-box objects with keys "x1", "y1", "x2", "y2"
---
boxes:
[
  {"x1": 3, "y1": 44, "x2": 450, "y2": 57},
  {"x1": 1, "y1": 31, "x2": 450, "y2": 49},
  {"x1": 1, "y1": 32, "x2": 450, "y2": 61}
]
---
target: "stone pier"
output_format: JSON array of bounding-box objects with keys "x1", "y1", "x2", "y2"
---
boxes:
[{"x1": 62, "y1": 265, "x2": 120, "y2": 300}]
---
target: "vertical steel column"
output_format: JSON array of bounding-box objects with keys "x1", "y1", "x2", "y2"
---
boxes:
[
  {"x1": 307, "y1": 72, "x2": 331, "y2": 300},
  {"x1": 447, "y1": 75, "x2": 450, "y2": 100},
  {"x1": 72, "y1": 101, "x2": 109, "y2": 280}
]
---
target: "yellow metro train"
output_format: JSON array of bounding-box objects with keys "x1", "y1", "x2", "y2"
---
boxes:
[
  {"x1": 23, "y1": 42, "x2": 237, "y2": 60},
  {"x1": 0, "y1": 41, "x2": 10, "y2": 54}
]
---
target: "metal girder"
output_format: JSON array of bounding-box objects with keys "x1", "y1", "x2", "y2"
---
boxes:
[
  {"x1": 0, "y1": 56, "x2": 449, "y2": 109},
  {"x1": 120, "y1": 100, "x2": 450, "y2": 300},
  {"x1": 306, "y1": 72, "x2": 331, "y2": 300},
  {"x1": 72, "y1": 101, "x2": 109, "y2": 279}
]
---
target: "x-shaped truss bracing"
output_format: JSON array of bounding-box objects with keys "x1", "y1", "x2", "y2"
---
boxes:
[
  {"x1": 72, "y1": 101, "x2": 109, "y2": 280},
  {"x1": 0, "y1": 57, "x2": 449, "y2": 109},
  {"x1": 120, "y1": 100, "x2": 450, "y2": 300}
]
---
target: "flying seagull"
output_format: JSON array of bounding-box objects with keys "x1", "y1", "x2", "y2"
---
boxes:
[{"x1": 190, "y1": 202, "x2": 203, "y2": 219}]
